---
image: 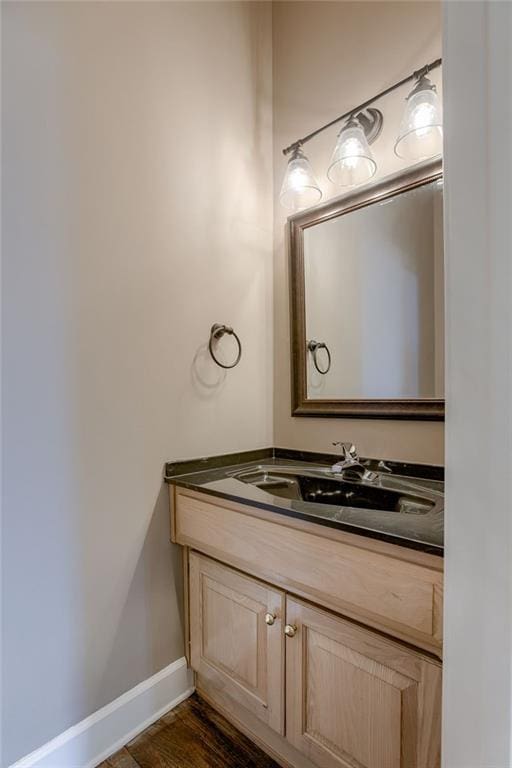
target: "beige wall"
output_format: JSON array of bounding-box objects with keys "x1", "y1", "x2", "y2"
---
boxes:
[
  {"x1": 272, "y1": 1, "x2": 444, "y2": 463},
  {"x1": 1, "y1": 2, "x2": 272, "y2": 764}
]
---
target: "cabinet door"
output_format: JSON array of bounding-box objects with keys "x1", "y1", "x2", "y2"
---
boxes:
[
  {"x1": 189, "y1": 552, "x2": 285, "y2": 734},
  {"x1": 285, "y1": 598, "x2": 441, "y2": 768}
]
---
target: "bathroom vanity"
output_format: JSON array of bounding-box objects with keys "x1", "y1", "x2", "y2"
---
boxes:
[{"x1": 166, "y1": 448, "x2": 443, "y2": 768}]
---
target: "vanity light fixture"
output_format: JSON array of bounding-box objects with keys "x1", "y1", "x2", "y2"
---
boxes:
[
  {"x1": 279, "y1": 144, "x2": 322, "y2": 211},
  {"x1": 327, "y1": 116, "x2": 377, "y2": 188},
  {"x1": 280, "y1": 58, "x2": 442, "y2": 211},
  {"x1": 394, "y1": 74, "x2": 443, "y2": 161}
]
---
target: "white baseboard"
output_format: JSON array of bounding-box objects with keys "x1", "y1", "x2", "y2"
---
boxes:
[{"x1": 9, "y1": 657, "x2": 195, "y2": 768}]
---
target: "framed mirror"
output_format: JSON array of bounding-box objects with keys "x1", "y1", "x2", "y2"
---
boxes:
[{"x1": 289, "y1": 158, "x2": 444, "y2": 420}]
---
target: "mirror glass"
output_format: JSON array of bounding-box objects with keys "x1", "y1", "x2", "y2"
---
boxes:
[{"x1": 303, "y1": 178, "x2": 444, "y2": 401}]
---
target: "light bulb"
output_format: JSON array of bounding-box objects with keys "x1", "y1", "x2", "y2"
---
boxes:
[
  {"x1": 411, "y1": 102, "x2": 437, "y2": 136},
  {"x1": 342, "y1": 138, "x2": 365, "y2": 168},
  {"x1": 395, "y1": 75, "x2": 443, "y2": 161},
  {"x1": 327, "y1": 117, "x2": 376, "y2": 187},
  {"x1": 279, "y1": 146, "x2": 322, "y2": 212},
  {"x1": 288, "y1": 166, "x2": 310, "y2": 192}
]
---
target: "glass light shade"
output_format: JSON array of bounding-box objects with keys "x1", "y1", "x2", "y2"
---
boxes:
[
  {"x1": 395, "y1": 75, "x2": 443, "y2": 161},
  {"x1": 279, "y1": 146, "x2": 322, "y2": 211},
  {"x1": 327, "y1": 117, "x2": 377, "y2": 187}
]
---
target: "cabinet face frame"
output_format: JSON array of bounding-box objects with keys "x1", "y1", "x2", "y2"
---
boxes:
[
  {"x1": 189, "y1": 552, "x2": 285, "y2": 735},
  {"x1": 285, "y1": 597, "x2": 442, "y2": 768}
]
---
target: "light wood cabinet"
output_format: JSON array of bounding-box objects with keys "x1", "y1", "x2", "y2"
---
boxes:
[
  {"x1": 189, "y1": 552, "x2": 285, "y2": 735},
  {"x1": 188, "y1": 554, "x2": 441, "y2": 768},
  {"x1": 177, "y1": 490, "x2": 443, "y2": 768},
  {"x1": 285, "y1": 598, "x2": 441, "y2": 768}
]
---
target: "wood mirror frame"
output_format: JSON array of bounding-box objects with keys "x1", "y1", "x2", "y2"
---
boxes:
[{"x1": 289, "y1": 158, "x2": 444, "y2": 420}]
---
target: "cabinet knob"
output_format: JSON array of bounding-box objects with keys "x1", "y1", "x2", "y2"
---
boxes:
[
  {"x1": 265, "y1": 612, "x2": 276, "y2": 626},
  {"x1": 284, "y1": 624, "x2": 297, "y2": 638}
]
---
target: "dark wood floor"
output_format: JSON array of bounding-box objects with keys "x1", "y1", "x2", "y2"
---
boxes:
[{"x1": 98, "y1": 694, "x2": 279, "y2": 768}]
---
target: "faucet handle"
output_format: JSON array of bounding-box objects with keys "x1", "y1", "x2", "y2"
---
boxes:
[{"x1": 332, "y1": 441, "x2": 358, "y2": 460}]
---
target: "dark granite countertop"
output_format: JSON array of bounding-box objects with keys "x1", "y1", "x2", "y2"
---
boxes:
[{"x1": 165, "y1": 447, "x2": 444, "y2": 556}]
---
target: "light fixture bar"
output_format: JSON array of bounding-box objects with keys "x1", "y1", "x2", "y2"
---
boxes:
[{"x1": 282, "y1": 58, "x2": 442, "y2": 156}]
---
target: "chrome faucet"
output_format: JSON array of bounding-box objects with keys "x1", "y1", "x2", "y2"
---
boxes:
[
  {"x1": 331, "y1": 442, "x2": 377, "y2": 481},
  {"x1": 331, "y1": 442, "x2": 359, "y2": 473}
]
